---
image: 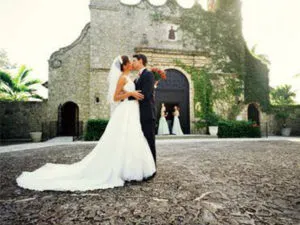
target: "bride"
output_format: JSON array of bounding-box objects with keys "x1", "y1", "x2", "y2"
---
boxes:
[{"x1": 16, "y1": 56, "x2": 156, "y2": 191}]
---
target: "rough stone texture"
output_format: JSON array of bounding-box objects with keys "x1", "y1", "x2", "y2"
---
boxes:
[
  {"x1": 238, "y1": 105, "x2": 300, "y2": 136},
  {"x1": 48, "y1": 23, "x2": 91, "y2": 124},
  {"x1": 45, "y1": 0, "x2": 213, "y2": 131},
  {"x1": 88, "y1": 69, "x2": 111, "y2": 120},
  {"x1": 238, "y1": 104, "x2": 274, "y2": 136},
  {"x1": 3, "y1": 0, "x2": 266, "y2": 138},
  {"x1": 0, "y1": 140, "x2": 299, "y2": 224},
  {"x1": 1, "y1": 1, "x2": 298, "y2": 140},
  {"x1": 45, "y1": 0, "x2": 262, "y2": 136},
  {"x1": 88, "y1": 0, "x2": 213, "y2": 121},
  {"x1": 0, "y1": 102, "x2": 48, "y2": 140}
]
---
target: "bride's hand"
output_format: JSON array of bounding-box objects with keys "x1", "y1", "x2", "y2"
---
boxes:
[{"x1": 131, "y1": 90, "x2": 144, "y2": 100}]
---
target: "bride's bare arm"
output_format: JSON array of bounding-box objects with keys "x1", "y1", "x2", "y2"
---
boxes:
[{"x1": 113, "y1": 76, "x2": 144, "y2": 102}]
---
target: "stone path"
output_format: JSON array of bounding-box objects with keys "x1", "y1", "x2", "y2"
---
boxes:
[
  {"x1": 0, "y1": 140, "x2": 300, "y2": 224},
  {"x1": 1, "y1": 136, "x2": 299, "y2": 154}
]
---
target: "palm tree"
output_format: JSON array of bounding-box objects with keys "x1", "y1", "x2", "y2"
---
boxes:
[
  {"x1": 270, "y1": 84, "x2": 296, "y2": 106},
  {"x1": 0, "y1": 65, "x2": 43, "y2": 101}
]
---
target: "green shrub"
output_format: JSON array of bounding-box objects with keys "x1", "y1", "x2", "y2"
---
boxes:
[
  {"x1": 218, "y1": 120, "x2": 261, "y2": 138},
  {"x1": 205, "y1": 112, "x2": 222, "y2": 126},
  {"x1": 84, "y1": 119, "x2": 109, "y2": 141}
]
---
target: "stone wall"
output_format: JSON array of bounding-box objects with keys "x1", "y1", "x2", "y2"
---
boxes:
[
  {"x1": 48, "y1": 23, "x2": 91, "y2": 130},
  {"x1": 89, "y1": 0, "x2": 197, "y2": 69},
  {"x1": 238, "y1": 104, "x2": 274, "y2": 136},
  {"x1": 43, "y1": 0, "x2": 271, "y2": 136},
  {"x1": 87, "y1": 0, "x2": 246, "y2": 123},
  {"x1": 238, "y1": 104, "x2": 300, "y2": 136},
  {"x1": 0, "y1": 101, "x2": 48, "y2": 141},
  {"x1": 89, "y1": 0, "x2": 215, "y2": 70},
  {"x1": 89, "y1": 69, "x2": 111, "y2": 119}
]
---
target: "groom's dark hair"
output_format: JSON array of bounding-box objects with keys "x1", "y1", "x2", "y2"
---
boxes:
[{"x1": 133, "y1": 54, "x2": 147, "y2": 66}]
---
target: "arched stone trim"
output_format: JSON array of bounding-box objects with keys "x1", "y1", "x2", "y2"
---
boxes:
[
  {"x1": 120, "y1": 0, "x2": 199, "y2": 8},
  {"x1": 238, "y1": 102, "x2": 262, "y2": 122},
  {"x1": 158, "y1": 66, "x2": 195, "y2": 131},
  {"x1": 49, "y1": 23, "x2": 91, "y2": 69},
  {"x1": 61, "y1": 101, "x2": 79, "y2": 107},
  {"x1": 58, "y1": 101, "x2": 80, "y2": 136},
  {"x1": 237, "y1": 102, "x2": 274, "y2": 136},
  {"x1": 247, "y1": 103, "x2": 260, "y2": 125}
]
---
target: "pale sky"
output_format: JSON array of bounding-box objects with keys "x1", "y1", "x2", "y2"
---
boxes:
[{"x1": 0, "y1": 0, "x2": 299, "y2": 102}]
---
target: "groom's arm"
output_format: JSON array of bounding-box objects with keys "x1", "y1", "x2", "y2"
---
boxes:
[
  {"x1": 128, "y1": 79, "x2": 137, "y2": 100},
  {"x1": 140, "y1": 71, "x2": 154, "y2": 103}
]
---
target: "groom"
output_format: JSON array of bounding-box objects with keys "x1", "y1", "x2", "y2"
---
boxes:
[{"x1": 131, "y1": 54, "x2": 157, "y2": 168}]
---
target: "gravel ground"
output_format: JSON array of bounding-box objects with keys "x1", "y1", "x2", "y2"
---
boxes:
[{"x1": 0, "y1": 140, "x2": 300, "y2": 225}]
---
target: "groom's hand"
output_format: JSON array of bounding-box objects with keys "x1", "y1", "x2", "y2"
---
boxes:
[{"x1": 131, "y1": 90, "x2": 144, "y2": 100}]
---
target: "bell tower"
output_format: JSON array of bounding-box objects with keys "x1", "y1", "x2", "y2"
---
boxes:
[{"x1": 89, "y1": 0, "x2": 123, "y2": 69}]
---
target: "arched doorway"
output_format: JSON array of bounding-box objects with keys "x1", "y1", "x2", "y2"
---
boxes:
[
  {"x1": 58, "y1": 102, "x2": 79, "y2": 136},
  {"x1": 155, "y1": 69, "x2": 190, "y2": 134},
  {"x1": 248, "y1": 103, "x2": 260, "y2": 125}
]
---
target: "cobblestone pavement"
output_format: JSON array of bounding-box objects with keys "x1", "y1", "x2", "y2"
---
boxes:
[{"x1": 0, "y1": 140, "x2": 299, "y2": 225}]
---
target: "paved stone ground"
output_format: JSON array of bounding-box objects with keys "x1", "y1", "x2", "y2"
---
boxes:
[{"x1": 0, "y1": 140, "x2": 300, "y2": 225}]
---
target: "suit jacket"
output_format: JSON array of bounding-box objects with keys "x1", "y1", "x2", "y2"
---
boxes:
[{"x1": 134, "y1": 69, "x2": 156, "y2": 121}]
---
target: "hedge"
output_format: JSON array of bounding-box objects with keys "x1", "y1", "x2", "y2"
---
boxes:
[
  {"x1": 84, "y1": 119, "x2": 109, "y2": 141},
  {"x1": 218, "y1": 120, "x2": 261, "y2": 138}
]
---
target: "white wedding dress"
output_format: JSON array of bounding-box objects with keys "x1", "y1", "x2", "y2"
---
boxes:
[
  {"x1": 158, "y1": 116, "x2": 170, "y2": 135},
  {"x1": 172, "y1": 110, "x2": 184, "y2": 135},
  {"x1": 16, "y1": 77, "x2": 156, "y2": 191},
  {"x1": 158, "y1": 105, "x2": 170, "y2": 135}
]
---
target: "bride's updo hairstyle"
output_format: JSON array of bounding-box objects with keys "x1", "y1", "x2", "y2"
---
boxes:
[{"x1": 120, "y1": 55, "x2": 129, "y2": 72}]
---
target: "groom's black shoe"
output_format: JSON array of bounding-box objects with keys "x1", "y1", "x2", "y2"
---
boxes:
[{"x1": 143, "y1": 172, "x2": 156, "y2": 182}]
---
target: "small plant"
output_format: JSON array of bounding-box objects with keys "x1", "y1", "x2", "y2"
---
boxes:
[
  {"x1": 270, "y1": 85, "x2": 296, "y2": 132},
  {"x1": 275, "y1": 110, "x2": 289, "y2": 128},
  {"x1": 204, "y1": 112, "x2": 221, "y2": 126}
]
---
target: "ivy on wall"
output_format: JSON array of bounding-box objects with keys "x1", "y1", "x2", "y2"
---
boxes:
[
  {"x1": 175, "y1": 60, "x2": 243, "y2": 121},
  {"x1": 144, "y1": 0, "x2": 270, "y2": 111},
  {"x1": 212, "y1": 74, "x2": 244, "y2": 119},
  {"x1": 175, "y1": 60, "x2": 213, "y2": 118},
  {"x1": 244, "y1": 48, "x2": 270, "y2": 111}
]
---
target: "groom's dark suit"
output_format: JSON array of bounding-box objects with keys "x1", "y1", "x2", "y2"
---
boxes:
[{"x1": 133, "y1": 69, "x2": 156, "y2": 164}]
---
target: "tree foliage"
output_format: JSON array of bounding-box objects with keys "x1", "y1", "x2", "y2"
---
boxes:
[
  {"x1": 0, "y1": 65, "x2": 43, "y2": 101},
  {"x1": 0, "y1": 49, "x2": 16, "y2": 70},
  {"x1": 270, "y1": 84, "x2": 296, "y2": 106}
]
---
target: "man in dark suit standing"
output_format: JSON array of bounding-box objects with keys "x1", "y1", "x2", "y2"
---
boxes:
[{"x1": 132, "y1": 54, "x2": 157, "y2": 168}]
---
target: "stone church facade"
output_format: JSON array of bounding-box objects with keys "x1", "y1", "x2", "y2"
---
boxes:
[
  {"x1": 3, "y1": 0, "x2": 300, "y2": 141},
  {"x1": 47, "y1": 0, "x2": 216, "y2": 136},
  {"x1": 2, "y1": 0, "x2": 300, "y2": 142}
]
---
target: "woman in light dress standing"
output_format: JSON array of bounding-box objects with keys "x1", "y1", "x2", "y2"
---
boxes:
[
  {"x1": 172, "y1": 106, "x2": 184, "y2": 135},
  {"x1": 157, "y1": 103, "x2": 170, "y2": 135}
]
